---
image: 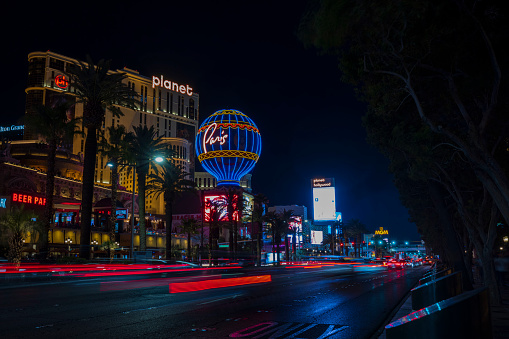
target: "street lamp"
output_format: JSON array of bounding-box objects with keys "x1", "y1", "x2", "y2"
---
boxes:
[
  {"x1": 107, "y1": 155, "x2": 164, "y2": 260},
  {"x1": 65, "y1": 237, "x2": 72, "y2": 256}
]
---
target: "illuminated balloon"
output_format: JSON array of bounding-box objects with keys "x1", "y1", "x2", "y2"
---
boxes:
[{"x1": 195, "y1": 109, "x2": 262, "y2": 186}]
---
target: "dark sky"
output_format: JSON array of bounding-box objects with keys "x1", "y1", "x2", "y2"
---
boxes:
[{"x1": 3, "y1": 1, "x2": 420, "y2": 241}]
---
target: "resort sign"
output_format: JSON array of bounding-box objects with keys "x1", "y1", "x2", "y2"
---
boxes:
[
  {"x1": 375, "y1": 227, "x2": 389, "y2": 235},
  {"x1": 152, "y1": 75, "x2": 193, "y2": 96}
]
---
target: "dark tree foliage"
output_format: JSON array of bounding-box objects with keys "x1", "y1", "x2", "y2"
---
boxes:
[{"x1": 300, "y1": 0, "x2": 509, "y2": 303}]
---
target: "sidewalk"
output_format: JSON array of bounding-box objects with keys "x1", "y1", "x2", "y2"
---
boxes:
[{"x1": 378, "y1": 285, "x2": 509, "y2": 339}]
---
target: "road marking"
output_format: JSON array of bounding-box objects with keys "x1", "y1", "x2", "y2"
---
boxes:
[
  {"x1": 198, "y1": 294, "x2": 241, "y2": 305},
  {"x1": 229, "y1": 321, "x2": 348, "y2": 338}
]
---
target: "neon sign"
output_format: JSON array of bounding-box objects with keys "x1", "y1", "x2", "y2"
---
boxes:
[
  {"x1": 375, "y1": 227, "x2": 389, "y2": 235},
  {"x1": 152, "y1": 75, "x2": 193, "y2": 96},
  {"x1": 0, "y1": 198, "x2": 6, "y2": 208},
  {"x1": 196, "y1": 109, "x2": 262, "y2": 186},
  {"x1": 12, "y1": 193, "x2": 46, "y2": 206},
  {"x1": 0, "y1": 125, "x2": 24, "y2": 133},
  {"x1": 202, "y1": 123, "x2": 228, "y2": 152},
  {"x1": 55, "y1": 74, "x2": 69, "y2": 89}
]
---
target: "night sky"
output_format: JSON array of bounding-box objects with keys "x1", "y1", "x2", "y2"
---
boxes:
[{"x1": 3, "y1": 1, "x2": 420, "y2": 241}]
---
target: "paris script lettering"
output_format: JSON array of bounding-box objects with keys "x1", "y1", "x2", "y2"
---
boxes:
[{"x1": 203, "y1": 123, "x2": 228, "y2": 153}]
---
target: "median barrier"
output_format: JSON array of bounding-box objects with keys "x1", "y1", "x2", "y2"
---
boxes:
[
  {"x1": 385, "y1": 287, "x2": 491, "y2": 339},
  {"x1": 418, "y1": 267, "x2": 453, "y2": 286},
  {"x1": 412, "y1": 271, "x2": 463, "y2": 310}
]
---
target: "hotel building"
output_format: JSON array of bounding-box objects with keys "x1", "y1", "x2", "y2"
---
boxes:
[{"x1": 0, "y1": 51, "x2": 200, "y2": 256}]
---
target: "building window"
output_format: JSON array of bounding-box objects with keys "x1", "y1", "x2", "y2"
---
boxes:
[
  {"x1": 189, "y1": 98, "x2": 195, "y2": 120},
  {"x1": 49, "y1": 57, "x2": 65, "y2": 71}
]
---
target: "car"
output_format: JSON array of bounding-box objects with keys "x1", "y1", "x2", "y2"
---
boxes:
[{"x1": 385, "y1": 259, "x2": 404, "y2": 270}]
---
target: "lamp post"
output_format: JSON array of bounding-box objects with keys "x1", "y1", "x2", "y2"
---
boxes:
[
  {"x1": 91, "y1": 239, "x2": 98, "y2": 258},
  {"x1": 65, "y1": 237, "x2": 72, "y2": 256}
]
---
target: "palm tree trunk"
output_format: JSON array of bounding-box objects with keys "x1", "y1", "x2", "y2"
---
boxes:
[
  {"x1": 41, "y1": 140, "x2": 57, "y2": 259},
  {"x1": 138, "y1": 169, "x2": 147, "y2": 251},
  {"x1": 233, "y1": 220, "x2": 238, "y2": 260},
  {"x1": 285, "y1": 234, "x2": 289, "y2": 262},
  {"x1": 80, "y1": 126, "x2": 98, "y2": 259},
  {"x1": 165, "y1": 199, "x2": 173, "y2": 260},
  {"x1": 187, "y1": 232, "x2": 191, "y2": 261},
  {"x1": 108, "y1": 165, "x2": 119, "y2": 261},
  {"x1": 293, "y1": 229, "x2": 297, "y2": 261}
]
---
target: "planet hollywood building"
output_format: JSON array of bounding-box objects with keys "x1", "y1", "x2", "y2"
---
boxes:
[{"x1": 0, "y1": 51, "x2": 200, "y2": 254}]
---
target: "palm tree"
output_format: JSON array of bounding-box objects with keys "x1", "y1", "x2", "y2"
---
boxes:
[
  {"x1": 0, "y1": 205, "x2": 40, "y2": 264},
  {"x1": 343, "y1": 219, "x2": 368, "y2": 257},
  {"x1": 264, "y1": 210, "x2": 292, "y2": 266},
  {"x1": 98, "y1": 124, "x2": 132, "y2": 260},
  {"x1": 222, "y1": 187, "x2": 242, "y2": 258},
  {"x1": 68, "y1": 56, "x2": 138, "y2": 259},
  {"x1": 179, "y1": 217, "x2": 200, "y2": 261},
  {"x1": 205, "y1": 197, "x2": 227, "y2": 265},
  {"x1": 146, "y1": 161, "x2": 195, "y2": 258},
  {"x1": 23, "y1": 98, "x2": 82, "y2": 258},
  {"x1": 129, "y1": 125, "x2": 168, "y2": 252},
  {"x1": 252, "y1": 193, "x2": 269, "y2": 266},
  {"x1": 280, "y1": 209, "x2": 294, "y2": 262}
]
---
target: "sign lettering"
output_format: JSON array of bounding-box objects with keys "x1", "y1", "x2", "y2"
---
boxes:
[
  {"x1": 116, "y1": 208, "x2": 128, "y2": 220},
  {"x1": 12, "y1": 193, "x2": 46, "y2": 206},
  {"x1": 312, "y1": 178, "x2": 333, "y2": 188},
  {"x1": 202, "y1": 123, "x2": 228, "y2": 153},
  {"x1": 55, "y1": 74, "x2": 69, "y2": 89},
  {"x1": 0, "y1": 198, "x2": 6, "y2": 208},
  {"x1": 0, "y1": 125, "x2": 24, "y2": 133},
  {"x1": 152, "y1": 75, "x2": 193, "y2": 96},
  {"x1": 375, "y1": 227, "x2": 389, "y2": 235}
]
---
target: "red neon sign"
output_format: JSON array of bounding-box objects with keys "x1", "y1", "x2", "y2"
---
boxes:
[
  {"x1": 12, "y1": 193, "x2": 46, "y2": 206},
  {"x1": 55, "y1": 74, "x2": 69, "y2": 89},
  {"x1": 204, "y1": 195, "x2": 239, "y2": 222}
]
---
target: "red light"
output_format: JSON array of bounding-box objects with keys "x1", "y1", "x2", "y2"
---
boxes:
[
  {"x1": 55, "y1": 74, "x2": 69, "y2": 89},
  {"x1": 169, "y1": 275, "x2": 271, "y2": 293}
]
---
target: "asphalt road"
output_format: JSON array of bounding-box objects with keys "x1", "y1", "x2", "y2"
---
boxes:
[{"x1": 0, "y1": 264, "x2": 428, "y2": 339}]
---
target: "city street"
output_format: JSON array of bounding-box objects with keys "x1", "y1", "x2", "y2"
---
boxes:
[{"x1": 0, "y1": 264, "x2": 427, "y2": 338}]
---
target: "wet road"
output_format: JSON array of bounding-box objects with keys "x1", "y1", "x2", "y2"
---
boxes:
[{"x1": 0, "y1": 264, "x2": 428, "y2": 338}]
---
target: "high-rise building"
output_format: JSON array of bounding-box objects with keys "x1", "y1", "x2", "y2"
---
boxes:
[{"x1": 25, "y1": 51, "x2": 199, "y2": 213}]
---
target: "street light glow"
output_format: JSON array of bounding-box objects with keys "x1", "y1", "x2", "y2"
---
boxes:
[{"x1": 154, "y1": 156, "x2": 164, "y2": 163}]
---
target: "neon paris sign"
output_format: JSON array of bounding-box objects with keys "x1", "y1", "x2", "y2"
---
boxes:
[
  {"x1": 152, "y1": 75, "x2": 193, "y2": 96},
  {"x1": 202, "y1": 123, "x2": 228, "y2": 153}
]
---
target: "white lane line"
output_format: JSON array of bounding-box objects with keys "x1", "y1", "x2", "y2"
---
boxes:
[{"x1": 198, "y1": 294, "x2": 241, "y2": 305}]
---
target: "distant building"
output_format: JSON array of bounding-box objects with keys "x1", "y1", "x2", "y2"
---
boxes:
[{"x1": 194, "y1": 171, "x2": 252, "y2": 192}]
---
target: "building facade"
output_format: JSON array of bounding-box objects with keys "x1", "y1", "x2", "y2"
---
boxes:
[
  {"x1": 0, "y1": 51, "x2": 201, "y2": 257},
  {"x1": 25, "y1": 50, "x2": 198, "y2": 213}
]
